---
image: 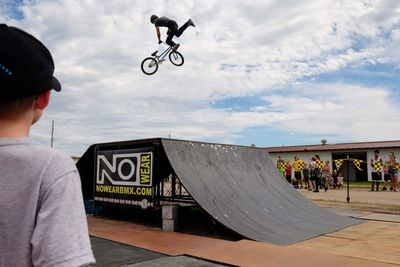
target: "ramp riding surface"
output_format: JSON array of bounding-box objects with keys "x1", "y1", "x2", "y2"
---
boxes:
[{"x1": 161, "y1": 139, "x2": 361, "y2": 245}]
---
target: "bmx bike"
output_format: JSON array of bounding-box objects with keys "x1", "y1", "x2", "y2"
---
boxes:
[{"x1": 141, "y1": 42, "x2": 184, "y2": 75}]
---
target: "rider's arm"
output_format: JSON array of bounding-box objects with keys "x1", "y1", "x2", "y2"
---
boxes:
[{"x1": 156, "y1": 27, "x2": 161, "y2": 42}]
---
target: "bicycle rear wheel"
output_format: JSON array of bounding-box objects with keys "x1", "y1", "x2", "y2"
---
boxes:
[
  {"x1": 141, "y1": 57, "x2": 158, "y2": 75},
  {"x1": 169, "y1": 51, "x2": 184, "y2": 66}
]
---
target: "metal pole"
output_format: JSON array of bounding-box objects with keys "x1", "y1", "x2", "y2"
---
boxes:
[
  {"x1": 50, "y1": 120, "x2": 54, "y2": 148},
  {"x1": 346, "y1": 155, "x2": 350, "y2": 203}
]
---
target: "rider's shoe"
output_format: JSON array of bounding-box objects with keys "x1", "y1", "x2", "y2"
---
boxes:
[
  {"x1": 188, "y1": 18, "x2": 196, "y2": 27},
  {"x1": 172, "y1": 43, "x2": 180, "y2": 53}
]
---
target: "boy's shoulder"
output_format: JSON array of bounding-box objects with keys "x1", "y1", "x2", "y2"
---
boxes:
[
  {"x1": 1, "y1": 138, "x2": 71, "y2": 159},
  {"x1": 0, "y1": 139, "x2": 77, "y2": 182}
]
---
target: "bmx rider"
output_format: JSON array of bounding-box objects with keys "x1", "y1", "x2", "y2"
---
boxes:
[{"x1": 150, "y1": 15, "x2": 195, "y2": 52}]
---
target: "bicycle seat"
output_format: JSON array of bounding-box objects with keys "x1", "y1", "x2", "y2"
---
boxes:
[{"x1": 151, "y1": 51, "x2": 158, "y2": 56}]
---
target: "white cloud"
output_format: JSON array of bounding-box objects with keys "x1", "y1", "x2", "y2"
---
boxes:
[
  {"x1": 1, "y1": 0, "x2": 399, "y2": 154},
  {"x1": 261, "y1": 83, "x2": 400, "y2": 141}
]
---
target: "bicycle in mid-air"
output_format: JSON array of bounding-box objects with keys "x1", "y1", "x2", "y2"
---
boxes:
[{"x1": 141, "y1": 42, "x2": 184, "y2": 75}]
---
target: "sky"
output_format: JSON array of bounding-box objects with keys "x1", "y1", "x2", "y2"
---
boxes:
[{"x1": 1, "y1": 0, "x2": 400, "y2": 156}]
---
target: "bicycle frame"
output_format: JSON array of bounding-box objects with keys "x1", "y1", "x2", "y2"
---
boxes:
[{"x1": 153, "y1": 42, "x2": 173, "y2": 63}]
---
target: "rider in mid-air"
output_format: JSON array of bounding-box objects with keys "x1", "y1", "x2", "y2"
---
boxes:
[{"x1": 150, "y1": 15, "x2": 195, "y2": 52}]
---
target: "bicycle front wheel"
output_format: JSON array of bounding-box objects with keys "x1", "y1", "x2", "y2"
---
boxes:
[
  {"x1": 141, "y1": 57, "x2": 158, "y2": 75},
  {"x1": 169, "y1": 52, "x2": 184, "y2": 66}
]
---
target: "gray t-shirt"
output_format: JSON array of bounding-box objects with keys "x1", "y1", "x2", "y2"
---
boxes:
[{"x1": 0, "y1": 139, "x2": 95, "y2": 267}]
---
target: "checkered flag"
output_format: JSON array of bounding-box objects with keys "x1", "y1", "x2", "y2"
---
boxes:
[
  {"x1": 316, "y1": 160, "x2": 324, "y2": 169},
  {"x1": 371, "y1": 161, "x2": 384, "y2": 172},
  {"x1": 278, "y1": 161, "x2": 286, "y2": 171},
  {"x1": 353, "y1": 159, "x2": 363, "y2": 171},
  {"x1": 297, "y1": 160, "x2": 306, "y2": 171},
  {"x1": 334, "y1": 159, "x2": 344, "y2": 170}
]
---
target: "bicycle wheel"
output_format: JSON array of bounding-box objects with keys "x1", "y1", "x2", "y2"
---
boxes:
[
  {"x1": 141, "y1": 57, "x2": 158, "y2": 75},
  {"x1": 169, "y1": 51, "x2": 184, "y2": 66}
]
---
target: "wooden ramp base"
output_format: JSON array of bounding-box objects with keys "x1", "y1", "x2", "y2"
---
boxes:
[{"x1": 88, "y1": 217, "x2": 398, "y2": 267}]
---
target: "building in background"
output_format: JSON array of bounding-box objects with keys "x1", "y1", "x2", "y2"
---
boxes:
[{"x1": 267, "y1": 140, "x2": 400, "y2": 182}]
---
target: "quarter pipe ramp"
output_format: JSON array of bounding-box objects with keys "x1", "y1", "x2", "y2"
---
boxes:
[{"x1": 161, "y1": 139, "x2": 361, "y2": 245}]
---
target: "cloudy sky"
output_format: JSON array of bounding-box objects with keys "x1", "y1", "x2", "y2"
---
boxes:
[{"x1": 1, "y1": 0, "x2": 400, "y2": 156}]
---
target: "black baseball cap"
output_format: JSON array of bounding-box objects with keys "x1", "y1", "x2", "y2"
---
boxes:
[{"x1": 0, "y1": 24, "x2": 61, "y2": 101}]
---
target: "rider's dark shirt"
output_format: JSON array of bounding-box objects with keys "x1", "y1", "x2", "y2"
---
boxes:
[{"x1": 154, "y1": 16, "x2": 175, "y2": 28}]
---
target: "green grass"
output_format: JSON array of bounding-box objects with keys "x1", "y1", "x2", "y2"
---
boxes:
[{"x1": 348, "y1": 181, "x2": 372, "y2": 187}]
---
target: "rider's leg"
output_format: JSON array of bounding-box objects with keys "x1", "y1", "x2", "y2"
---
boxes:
[
  {"x1": 165, "y1": 33, "x2": 176, "y2": 47},
  {"x1": 175, "y1": 20, "x2": 192, "y2": 37},
  {"x1": 166, "y1": 23, "x2": 178, "y2": 47}
]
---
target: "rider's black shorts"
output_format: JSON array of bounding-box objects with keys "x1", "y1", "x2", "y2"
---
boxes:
[{"x1": 167, "y1": 21, "x2": 178, "y2": 33}]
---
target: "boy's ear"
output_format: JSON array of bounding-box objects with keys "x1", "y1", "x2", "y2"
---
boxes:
[{"x1": 34, "y1": 90, "x2": 51, "y2": 110}]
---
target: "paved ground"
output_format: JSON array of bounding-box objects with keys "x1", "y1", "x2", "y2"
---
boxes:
[
  {"x1": 299, "y1": 188, "x2": 400, "y2": 214},
  {"x1": 91, "y1": 236, "x2": 164, "y2": 266},
  {"x1": 91, "y1": 236, "x2": 227, "y2": 267}
]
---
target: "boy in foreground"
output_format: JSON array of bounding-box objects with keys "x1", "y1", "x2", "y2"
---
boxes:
[{"x1": 0, "y1": 24, "x2": 95, "y2": 266}]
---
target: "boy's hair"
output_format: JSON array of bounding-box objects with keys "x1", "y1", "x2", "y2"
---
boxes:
[
  {"x1": 0, "y1": 95, "x2": 37, "y2": 117},
  {"x1": 0, "y1": 71, "x2": 38, "y2": 116}
]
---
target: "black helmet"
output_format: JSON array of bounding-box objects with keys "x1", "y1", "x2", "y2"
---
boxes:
[{"x1": 150, "y1": 15, "x2": 158, "y2": 24}]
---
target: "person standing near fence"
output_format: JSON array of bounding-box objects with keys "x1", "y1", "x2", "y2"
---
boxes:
[
  {"x1": 332, "y1": 170, "x2": 339, "y2": 189},
  {"x1": 310, "y1": 157, "x2": 319, "y2": 192},
  {"x1": 285, "y1": 160, "x2": 293, "y2": 184},
  {"x1": 313, "y1": 155, "x2": 323, "y2": 192},
  {"x1": 370, "y1": 149, "x2": 383, "y2": 191},
  {"x1": 388, "y1": 152, "x2": 399, "y2": 192},
  {"x1": 293, "y1": 156, "x2": 303, "y2": 189},
  {"x1": 382, "y1": 162, "x2": 391, "y2": 191},
  {"x1": 277, "y1": 155, "x2": 285, "y2": 177},
  {"x1": 323, "y1": 161, "x2": 331, "y2": 192},
  {"x1": 303, "y1": 164, "x2": 311, "y2": 190}
]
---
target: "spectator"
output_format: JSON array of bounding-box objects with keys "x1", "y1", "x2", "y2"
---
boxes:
[
  {"x1": 313, "y1": 155, "x2": 323, "y2": 192},
  {"x1": 0, "y1": 25, "x2": 95, "y2": 266},
  {"x1": 382, "y1": 163, "x2": 391, "y2": 191},
  {"x1": 277, "y1": 155, "x2": 285, "y2": 177},
  {"x1": 332, "y1": 170, "x2": 339, "y2": 189},
  {"x1": 337, "y1": 172, "x2": 344, "y2": 189},
  {"x1": 285, "y1": 160, "x2": 293, "y2": 184},
  {"x1": 310, "y1": 157, "x2": 320, "y2": 192},
  {"x1": 303, "y1": 164, "x2": 311, "y2": 190},
  {"x1": 293, "y1": 156, "x2": 303, "y2": 189},
  {"x1": 370, "y1": 149, "x2": 383, "y2": 191},
  {"x1": 388, "y1": 152, "x2": 399, "y2": 192},
  {"x1": 323, "y1": 160, "x2": 331, "y2": 192}
]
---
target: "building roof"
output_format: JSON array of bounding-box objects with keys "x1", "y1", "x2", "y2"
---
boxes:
[{"x1": 267, "y1": 140, "x2": 400, "y2": 153}]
